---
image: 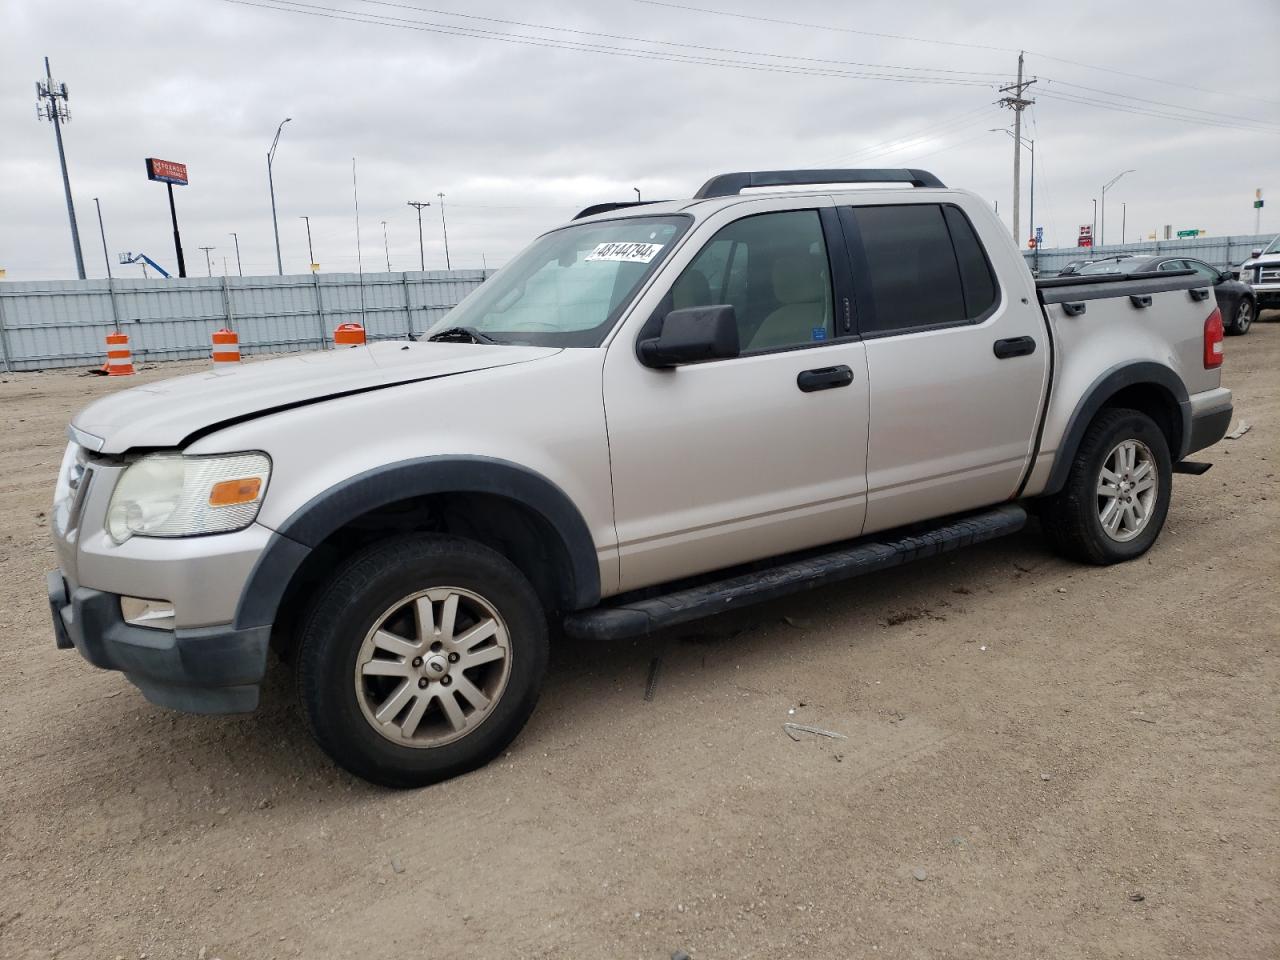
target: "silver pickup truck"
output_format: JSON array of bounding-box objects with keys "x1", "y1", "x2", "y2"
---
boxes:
[{"x1": 48, "y1": 168, "x2": 1233, "y2": 787}]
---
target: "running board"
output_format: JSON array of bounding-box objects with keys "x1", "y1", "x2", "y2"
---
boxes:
[{"x1": 564, "y1": 504, "x2": 1027, "y2": 641}]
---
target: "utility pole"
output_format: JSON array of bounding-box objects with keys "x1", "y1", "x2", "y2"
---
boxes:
[
  {"x1": 36, "y1": 57, "x2": 86, "y2": 279},
  {"x1": 437, "y1": 192, "x2": 451, "y2": 270},
  {"x1": 997, "y1": 51, "x2": 1036, "y2": 245},
  {"x1": 199, "y1": 246, "x2": 216, "y2": 277},
  {"x1": 407, "y1": 201, "x2": 431, "y2": 271},
  {"x1": 94, "y1": 198, "x2": 112, "y2": 279},
  {"x1": 300, "y1": 216, "x2": 316, "y2": 271},
  {"x1": 1100, "y1": 169, "x2": 1136, "y2": 246},
  {"x1": 229, "y1": 232, "x2": 242, "y2": 275},
  {"x1": 267, "y1": 118, "x2": 291, "y2": 275},
  {"x1": 381, "y1": 220, "x2": 392, "y2": 272}
]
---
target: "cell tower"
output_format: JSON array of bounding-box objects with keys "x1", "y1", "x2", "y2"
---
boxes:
[{"x1": 36, "y1": 57, "x2": 86, "y2": 279}]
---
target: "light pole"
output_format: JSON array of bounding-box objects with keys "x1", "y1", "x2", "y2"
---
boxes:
[
  {"x1": 300, "y1": 216, "x2": 315, "y2": 271},
  {"x1": 437, "y1": 192, "x2": 451, "y2": 270},
  {"x1": 199, "y1": 246, "x2": 215, "y2": 277},
  {"x1": 381, "y1": 220, "x2": 392, "y2": 272},
  {"x1": 267, "y1": 118, "x2": 292, "y2": 275},
  {"x1": 407, "y1": 201, "x2": 431, "y2": 271},
  {"x1": 1092, "y1": 199, "x2": 1097, "y2": 249},
  {"x1": 229, "y1": 232, "x2": 242, "y2": 276},
  {"x1": 93, "y1": 198, "x2": 112, "y2": 279},
  {"x1": 1121, "y1": 203, "x2": 1127, "y2": 245},
  {"x1": 633, "y1": 187, "x2": 641, "y2": 202},
  {"x1": 1100, "y1": 169, "x2": 1135, "y2": 247}
]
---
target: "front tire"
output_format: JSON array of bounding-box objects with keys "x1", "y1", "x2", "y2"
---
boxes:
[
  {"x1": 1228, "y1": 298, "x2": 1254, "y2": 335},
  {"x1": 1038, "y1": 408, "x2": 1173, "y2": 565},
  {"x1": 295, "y1": 535, "x2": 548, "y2": 788}
]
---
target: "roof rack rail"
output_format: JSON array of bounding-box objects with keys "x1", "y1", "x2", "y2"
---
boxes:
[
  {"x1": 692, "y1": 168, "x2": 945, "y2": 200},
  {"x1": 573, "y1": 200, "x2": 663, "y2": 220}
]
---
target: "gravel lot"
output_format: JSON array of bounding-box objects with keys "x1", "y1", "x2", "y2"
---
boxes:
[{"x1": 2, "y1": 319, "x2": 1277, "y2": 960}]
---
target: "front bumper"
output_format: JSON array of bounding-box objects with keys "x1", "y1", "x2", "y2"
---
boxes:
[{"x1": 48, "y1": 571, "x2": 270, "y2": 714}]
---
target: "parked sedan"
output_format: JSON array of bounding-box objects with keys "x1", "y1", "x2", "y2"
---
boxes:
[{"x1": 1077, "y1": 255, "x2": 1257, "y2": 334}]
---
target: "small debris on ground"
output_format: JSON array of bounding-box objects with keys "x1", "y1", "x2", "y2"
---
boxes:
[
  {"x1": 912, "y1": 868, "x2": 928, "y2": 882},
  {"x1": 390, "y1": 856, "x2": 404, "y2": 874},
  {"x1": 672, "y1": 951, "x2": 692, "y2": 960},
  {"x1": 783, "y1": 722, "x2": 847, "y2": 742},
  {"x1": 643, "y1": 657, "x2": 662, "y2": 702},
  {"x1": 1225, "y1": 421, "x2": 1251, "y2": 440},
  {"x1": 1040, "y1": 773, "x2": 1051, "y2": 781},
  {"x1": 1128, "y1": 891, "x2": 1145, "y2": 902}
]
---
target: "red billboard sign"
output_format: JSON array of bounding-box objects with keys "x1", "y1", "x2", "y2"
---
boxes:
[
  {"x1": 145, "y1": 158, "x2": 188, "y2": 186},
  {"x1": 1077, "y1": 224, "x2": 1093, "y2": 249}
]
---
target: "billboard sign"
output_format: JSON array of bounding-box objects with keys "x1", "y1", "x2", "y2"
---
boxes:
[
  {"x1": 1077, "y1": 224, "x2": 1093, "y2": 248},
  {"x1": 145, "y1": 158, "x2": 188, "y2": 186}
]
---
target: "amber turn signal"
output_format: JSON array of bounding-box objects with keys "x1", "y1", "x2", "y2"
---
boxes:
[{"x1": 208, "y1": 476, "x2": 262, "y2": 507}]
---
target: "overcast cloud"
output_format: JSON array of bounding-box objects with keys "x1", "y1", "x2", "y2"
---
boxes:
[{"x1": 2, "y1": 0, "x2": 1278, "y2": 282}]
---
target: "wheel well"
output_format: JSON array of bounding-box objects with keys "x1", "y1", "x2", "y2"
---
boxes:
[
  {"x1": 1099, "y1": 383, "x2": 1182, "y2": 456},
  {"x1": 270, "y1": 493, "x2": 574, "y2": 661}
]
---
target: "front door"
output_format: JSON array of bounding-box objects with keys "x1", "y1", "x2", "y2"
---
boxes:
[{"x1": 603, "y1": 203, "x2": 870, "y2": 592}]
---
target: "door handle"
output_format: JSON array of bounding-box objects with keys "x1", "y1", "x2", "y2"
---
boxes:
[
  {"x1": 797, "y1": 365, "x2": 854, "y2": 392},
  {"x1": 993, "y1": 336, "x2": 1037, "y2": 359}
]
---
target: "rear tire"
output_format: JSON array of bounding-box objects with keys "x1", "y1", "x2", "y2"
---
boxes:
[
  {"x1": 1227, "y1": 298, "x2": 1254, "y2": 335},
  {"x1": 295, "y1": 535, "x2": 548, "y2": 788},
  {"x1": 1038, "y1": 408, "x2": 1172, "y2": 565}
]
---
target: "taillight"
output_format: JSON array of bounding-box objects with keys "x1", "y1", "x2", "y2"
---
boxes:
[{"x1": 1204, "y1": 308, "x2": 1223, "y2": 369}]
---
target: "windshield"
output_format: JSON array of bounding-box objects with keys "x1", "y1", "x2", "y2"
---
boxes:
[
  {"x1": 1078, "y1": 258, "x2": 1148, "y2": 275},
  {"x1": 427, "y1": 215, "x2": 690, "y2": 347},
  {"x1": 1264, "y1": 235, "x2": 1280, "y2": 255}
]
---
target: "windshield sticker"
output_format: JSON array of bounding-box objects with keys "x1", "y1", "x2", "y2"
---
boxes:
[{"x1": 585, "y1": 241, "x2": 664, "y2": 264}]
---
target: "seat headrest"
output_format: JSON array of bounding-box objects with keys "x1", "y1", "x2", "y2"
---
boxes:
[{"x1": 772, "y1": 254, "x2": 825, "y2": 305}]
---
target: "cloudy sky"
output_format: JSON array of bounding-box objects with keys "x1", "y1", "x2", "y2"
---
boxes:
[{"x1": 2, "y1": 0, "x2": 1278, "y2": 282}]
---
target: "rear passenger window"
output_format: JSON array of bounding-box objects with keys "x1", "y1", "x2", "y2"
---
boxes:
[{"x1": 847, "y1": 203, "x2": 999, "y2": 335}]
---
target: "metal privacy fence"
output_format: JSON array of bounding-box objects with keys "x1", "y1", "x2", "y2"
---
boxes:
[
  {"x1": 1022, "y1": 233, "x2": 1274, "y2": 277},
  {"x1": 0, "y1": 270, "x2": 490, "y2": 372}
]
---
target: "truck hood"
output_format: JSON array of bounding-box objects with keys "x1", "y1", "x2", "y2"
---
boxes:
[
  {"x1": 73, "y1": 340, "x2": 560, "y2": 454},
  {"x1": 1241, "y1": 253, "x2": 1280, "y2": 269}
]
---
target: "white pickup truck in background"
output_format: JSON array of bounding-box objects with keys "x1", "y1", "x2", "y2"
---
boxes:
[
  {"x1": 1239, "y1": 234, "x2": 1280, "y2": 312},
  {"x1": 49, "y1": 168, "x2": 1233, "y2": 787}
]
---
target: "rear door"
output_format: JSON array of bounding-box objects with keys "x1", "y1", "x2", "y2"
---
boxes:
[{"x1": 838, "y1": 197, "x2": 1050, "y2": 533}]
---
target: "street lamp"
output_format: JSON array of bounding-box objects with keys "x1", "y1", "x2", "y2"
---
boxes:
[
  {"x1": 634, "y1": 187, "x2": 641, "y2": 202},
  {"x1": 407, "y1": 201, "x2": 431, "y2": 271},
  {"x1": 267, "y1": 118, "x2": 292, "y2": 275},
  {"x1": 300, "y1": 216, "x2": 316, "y2": 271},
  {"x1": 1100, "y1": 169, "x2": 1135, "y2": 247},
  {"x1": 229, "y1": 232, "x2": 242, "y2": 276},
  {"x1": 437, "y1": 192, "x2": 451, "y2": 270}
]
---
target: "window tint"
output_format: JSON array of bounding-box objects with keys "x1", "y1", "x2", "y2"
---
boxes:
[
  {"x1": 1157, "y1": 259, "x2": 1187, "y2": 272},
  {"x1": 669, "y1": 210, "x2": 833, "y2": 352},
  {"x1": 848, "y1": 204, "x2": 967, "y2": 334},
  {"x1": 942, "y1": 206, "x2": 998, "y2": 319}
]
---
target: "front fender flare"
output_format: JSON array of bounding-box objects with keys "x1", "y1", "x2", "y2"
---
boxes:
[{"x1": 233, "y1": 456, "x2": 602, "y2": 629}]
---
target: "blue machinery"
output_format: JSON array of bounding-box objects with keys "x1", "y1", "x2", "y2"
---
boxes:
[{"x1": 118, "y1": 251, "x2": 171, "y2": 278}]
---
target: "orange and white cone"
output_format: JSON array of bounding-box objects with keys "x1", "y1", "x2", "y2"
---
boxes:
[
  {"x1": 334, "y1": 322, "x2": 367, "y2": 346},
  {"x1": 212, "y1": 328, "x2": 241, "y2": 364},
  {"x1": 105, "y1": 331, "x2": 135, "y2": 377}
]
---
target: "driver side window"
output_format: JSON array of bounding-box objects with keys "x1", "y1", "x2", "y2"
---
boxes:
[{"x1": 668, "y1": 210, "x2": 834, "y2": 353}]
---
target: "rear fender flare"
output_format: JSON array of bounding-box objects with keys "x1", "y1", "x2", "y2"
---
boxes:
[{"x1": 1044, "y1": 362, "x2": 1190, "y2": 496}]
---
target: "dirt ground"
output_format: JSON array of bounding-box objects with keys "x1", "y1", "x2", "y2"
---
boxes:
[{"x1": 1, "y1": 318, "x2": 1277, "y2": 960}]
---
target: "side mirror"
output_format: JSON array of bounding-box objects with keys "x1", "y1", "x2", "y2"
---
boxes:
[
  {"x1": 638, "y1": 305, "x2": 740, "y2": 368},
  {"x1": 1252, "y1": 250, "x2": 1263, "y2": 259}
]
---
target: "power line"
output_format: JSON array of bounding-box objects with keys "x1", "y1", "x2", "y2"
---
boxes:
[
  {"x1": 347, "y1": 0, "x2": 1013, "y2": 82},
  {"x1": 1035, "y1": 90, "x2": 1280, "y2": 135},
  {"x1": 1040, "y1": 77, "x2": 1280, "y2": 130},
  {"x1": 633, "y1": 0, "x2": 1280, "y2": 107},
  {"x1": 220, "y1": 0, "x2": 1000, "y2": 87},
  {"x1": 816, "y1": 105, "x2": 992, "y2": 165}
]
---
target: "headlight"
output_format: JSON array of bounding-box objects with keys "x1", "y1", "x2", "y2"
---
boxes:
[{"x1": 106, "y1": 452, "x2": 270, "y2": 544}]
